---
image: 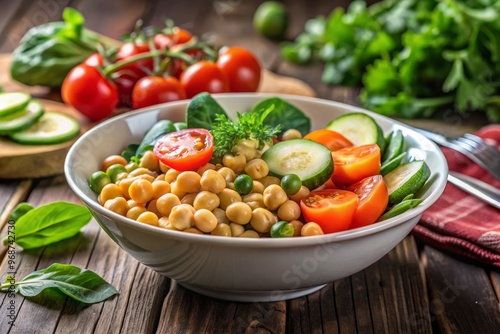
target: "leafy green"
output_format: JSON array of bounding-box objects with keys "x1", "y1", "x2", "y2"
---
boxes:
[
  {"x1": 7, "y1": 202, "x2": 34, "y2": 222},
  {"x1": 135, "y1": 120, "x2": 176, "y2": 158},
  {"x1": 0, "y1": 263, "x2": 117, "y2": 304},
  {"x1": 251, "y1": 97, "x2": 311, "y2": 136},
  {"x1": 2, "y1": 201, "x2": 92, "y2": 249},
  {"x1": 186, "y1": 92, "x2": 229, "y2": 130},
  {"x1": 281, "y1": 0, "x2": 500, "y2": 122}
]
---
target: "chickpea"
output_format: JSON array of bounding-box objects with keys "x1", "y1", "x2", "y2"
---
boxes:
[
  {"x1": 152, "y1": 180, "x2": 171, "y2": 198},
  {"x1": 102, "y1": 155, "x2": 128, "y2": 171},
  {"x1": 282, "y1": 129, "x2": 302, "y2": 140},
  {"x1": 125, "y1": 162, "x2": 139, "y2": 173},
  {"x1": 156, "y1": 193, "x2": 181, "y2": 216},
  {"x1": 233, "y1": 138, "x2": 259, "y2": 161},
  {"x1": 212, "y1": 208, "x2": 229, "y2": 225},
  {"x1": 239, "y1": 230, "x2": 260, "y2": 238},
  {"x1": 128, "y1": 167, "x2": 157, "y2": 178},
  {"x1": 222, "y1": 154, "x2": 246, "y2": 173},
  {"x1": 193, "y1": 191, "x2": 220, "y2": 211},
  {"x1": 159, "y1": 161, "x2": 170, "y2": 173},
  {"x1": 290, "y1": 220, "x2": 304, "y2": 237},
  {"x1": 230, "y1": 223, "x2": 245, "y2": 237},
  {"x1": 165, "y1": 168, "x2": 181, "y2": 183},
  {"x1": 115, "y1": 172, "x2": 129, "y2": 183},
  {"x1": 244, "y1": 159, "x2": 269, "y2": 180},
  {"x1": 128, "y1": 178, "x2": 154, "y2": 204},
  {"x1": 242, "y1": 193, "x2": 265, "y2": 210},
  {"x1": 169, "y1": 204, "x2": 195, "y2": 230},
  {"x1": 258, "y1": 176, "x2": 280, "y2": 188},
  {"x1": 158, "y1": 216, "x2": 170, "y2": 229},
  {"x1": 181, "y1": 193, "x2": 197, "y2": 206},
  {"x1": 197, "y1": 163, "x2": 216, "y2": 175},
  {"x1": 218, "y1": 188, "x2": 242, "y2": 210},
  {"x1": 127, "y1": 199, "x2": 138, "y2": 208},
  {"x1": 147, "y1": 199, "x2": 162, "y2": 217},
  {"x1": 251, "y1": 181, "x2": 265, "y2": 194},
  {"x1": 104, "y1": 197, "x2": 129, "y2": 216},
  {"x1": 118, "y1": 175, "x2": 155, "y2": 198},
  {"x1": 176, "y1": 171, "x2": 201, "y2": 193},
  {"x1": 169, "y1": 181, "x2": 186, "y2": 199},
  {"x1": 289, "y1": 186, "x2": 310, "y2": 203},
  {"x1": 226, "y1": 182, "x2": 236, "y2": 191},
  {"x1": 155, "y1": 174, "x2": 165, "y2": 181},
  {"x1": 126, "y1": 206, "x2": 148, "y2": 220},
  {"x1": 301, "y1": 222, "x2": 324, "y2": 236},
  {"x1": 184, "y1": 227, "x2": 204, "y2": 235},
  {"x1": 194, "y1": 209, "x2": 218, "y2": 233},
  {"x1": 217, "y1": 167, "x2": 236, "y2": 183},
  {"x1": 139, "y1": 150, "x2": 159, "y2": 172},
  {"x1": 100, "y1": 184, "x2": 124, "y2": 205},
  {"x1": 277, "y1": 200, "x2": 301, "y2": 221},
  {"x1": 211, "y1": 223, "x2": 232, "y2": 237},
  {"x1": 225, "y1": 202, "x2": 252, "y2": 225},
  {"x1": 263, "y1": 184, "x2": 288, "y2": 210},
  {"x1": 200, "y1": 169, "x2": 226, "y2": 193},
  {"x1": 250, "y1": 208, "x2": 276, "y2": 233},
  {"x1": 136, "y1": 212, "x2": 159, "y2": 226}
]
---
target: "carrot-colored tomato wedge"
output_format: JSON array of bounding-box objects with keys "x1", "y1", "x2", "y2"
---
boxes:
[
  {"x1": 154, "y1": 128, "x2": 214, "y2": 172},
  {"x1": 300, "y1": 189, "x2": 359, "y2": 234},
  {"x1": 303, "y1": 129, "x2": 353, "y2": 151},
  {"x1": 346, "y1": 175, "x2": 388, "y2": 229},
  {"x1": 331, "y1": 144, "x2": 381, "y2": 186}
]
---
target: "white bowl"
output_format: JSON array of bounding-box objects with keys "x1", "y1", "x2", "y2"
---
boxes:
[{"x1": 65, "y1": 93, "x2": 448, "y2": 302}]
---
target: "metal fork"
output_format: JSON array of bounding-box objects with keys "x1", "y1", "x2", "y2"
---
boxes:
[{"x1": 413, "y1": 128, "x2": 500, "y2": 180}]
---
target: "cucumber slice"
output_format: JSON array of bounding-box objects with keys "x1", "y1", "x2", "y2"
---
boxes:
[
  {"x1": 0, "y1": 92, "x2": 31, "y2": 117},
  {"x1": 9, "y1": 112, "x2": 80, "y2": 145},
  {"x1": 383, "y1": 160, "x2": 431, "y2": 205},
  {"x1": 0, "y1": 100, "x2": 44, "y2": 134},
  {"x1": 382, "y1": 130, "x2": 404, "y2": 163},
  {"x1": 326, "y1": 112, "x2": 385, "y2": 152},
  {"x1": 380, "y1": 152, "x2": 406, "y2": 176},
  {"x1": 261, "y1": 139, "x2": 333, "y2": 190}
]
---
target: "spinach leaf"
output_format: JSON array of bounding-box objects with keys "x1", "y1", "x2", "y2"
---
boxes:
[
  {"x1": 3, "y1": 201, "x2": 92, "y2": 249},
  {"x1": 135, "y1": 120, "x2": 176, "y2": 158},
  {"x1": 0, "y1": 263, "x2": 118, "y2": 304},
  {"x1": 251, "y1": 97, "x2": 311, "y2": 136},
  {"x1": 186, "y1": 92, "x2": 228, "y2": 130}
]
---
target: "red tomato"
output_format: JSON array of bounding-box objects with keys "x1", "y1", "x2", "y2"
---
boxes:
[
  {"x1": 300, "y1": 189, "x2": 359, "y2": 234},
  {"x1": 114, "y1": 73, "x2": 138, "y2": 107},
  {"x1": 84, "y1": 53, "x2": 104, "y2": 67},
  {"x1": 304, "y1": 129, "x2": 353, "y2": 151},
  {"x1": 153, "y1": 28, "x2": 193, "y2": 49},
  {"x1": 216, "y1": 47, "x2": 261, "y2": 92},
  {"x1": 132, "y1": 76, "x2": 187, "y2": 109},
  {"x1": 346, "y1": 175, "x2": 388, "y2": 229},
  {"x1": 168, "y1": 44, "x2": 205, "y2": 78},
  {"x1": 180, "y1": 61, "x2": 230, "y2": 98},
  {"x1": 115, "y1": 42, "x2": 153, "y2": 77},
  {"x1": 331, "y1": 144, "x2": 381, "y2": 186},
  {"x1": 154, "y1": 129, "x2": 214, "y2": 171},
  {"x1": 62, "y1": 64, "x2": 119, "y2": 121}
]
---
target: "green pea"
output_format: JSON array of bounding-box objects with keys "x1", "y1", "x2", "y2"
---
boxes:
[
  {"x1": 106, "y1": 164, "x2": 128, "y2": 183},
  {"x1": 89, "y1": 171, "x2": 111, "y2": 194},
  {"x1": 270, "y1": 221, "x2": 295, "y2": 238},
  {"x1": 234, "y1": 174, "x2": 253, "y2": 195},
  {"x1": 280, "y1": 174, "x2": 301, "y2": 195}
]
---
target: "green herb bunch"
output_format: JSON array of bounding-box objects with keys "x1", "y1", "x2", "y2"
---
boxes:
[{"x1": 282, "y1": 0, "x2": 500, "y2": 122}]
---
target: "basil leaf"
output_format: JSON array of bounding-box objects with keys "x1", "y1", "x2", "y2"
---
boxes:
[
  {"x1": 13, "y1": 201, "x2": 92, "y2": 250},
  {"x1": 0, "y1": 263, "x2": 118, "y2": 304},
  {"x1": 251, "y1": 97, "x2": 311, "y2": 136},
  {"x1": 186, "y1": 92, "x2": 228, "y2": 130},
  {"x1": 7, "y1": 202, "x2": 34, "y2": 222}
]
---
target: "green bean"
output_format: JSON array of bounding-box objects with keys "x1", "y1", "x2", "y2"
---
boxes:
[{"x1": 379, "y1": 197, "x2": 423, "y2": 221}]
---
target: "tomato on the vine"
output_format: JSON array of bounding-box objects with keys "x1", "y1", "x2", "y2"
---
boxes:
[
  {"x1": 153, "y1": 28, "x2": 193, "y2": 49},
  {"x1": 346, "y1": 175, "x2": 388, "y2": 229},
  {"x1": 216, "y1": 47, "x2": 261, "y2": 92},
  {"x1": 115, "y1": 42, "x2": 153, "y2": 77},
  {"x1": 132, "y1": 76, "x2": 187, "y2": 109},
  {"x1": 154, "y1": 128, "x2": 214, "y2": 171},
  {"x1": 180, "y1": 61, "x2": 230, "y2": 98},
  {"x1": 84, "y1": 53, "x2": 104, "y2": 67},
  {"x1": 62, "y1": 64, "x2": 119, "y2": 121}
]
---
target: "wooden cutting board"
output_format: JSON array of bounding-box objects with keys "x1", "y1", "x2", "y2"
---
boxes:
[{"x1": 0, "y1": 54, "x2": 315, "y2": 179}]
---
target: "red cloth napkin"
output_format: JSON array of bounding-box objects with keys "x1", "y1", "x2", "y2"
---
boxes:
[{"x1": 412, "y1": 125, "x2": 500, "y2": 267}]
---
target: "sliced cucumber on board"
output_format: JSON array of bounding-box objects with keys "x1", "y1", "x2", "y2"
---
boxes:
[
  {"x1": 383, "y1": 160, "x2": 431, "y2": 205},
  {"x1": 9, "y1": 112, "x2": 80, "y2": 145},
  {"x1": 0, "y1": 100, "x2": 44, "y2": 134},
  {"x1": 0, "y1": 92, "x2": 31, "y2": 117}
]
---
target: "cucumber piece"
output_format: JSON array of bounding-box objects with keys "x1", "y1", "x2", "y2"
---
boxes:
[
  {"x1": 326, "y1": 112, "x2": 385, "y2": 152},
  {"x1": 9, "y1": 112, "x2": 80, "y2": 145},
  {"x1": 0, "y1": 92, "x2": 31, "y2": 117},
  {"x1": 382, "y1": 130, "x2": 404, "y2": 163},
  {"x1": 0, "y1": 100, "x2": 44, "y2": 134},
  {"x1": 135, "y1": 120, "x2": 176, "y2": 158},
  {"x1": 261, "y1": 139, "x2": 333, "y2": 190},
  {"x1": 383, "y1": 160, "x2": 431, "y2": 205},
  {"x1": 380, "y1": 152, "x2": 406, "y2": 176}
]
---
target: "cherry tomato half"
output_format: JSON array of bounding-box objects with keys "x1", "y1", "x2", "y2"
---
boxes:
[
  {"x1": 62, "y1": 64, "x2": 119, "y2": 121},
  {"x1": 132, "y1": 76, "x2": 187, "y2": 109},
  {"x1": 346, "y1": 175, "x2": 388, "y2": 229},
  {"x1": 300, "y1": 189, "x2": 359, "y2": 234},
  {"x1": 154, "y1": 128, "x2": 214, "y2": 172},
  {"x1": 304, "y1": 129, "x2": 353, "y2": 151},
  {"x1": 216, "y1": 47, "x2": 261, "y2": 92},
  {"x1": 331, "y1": 144, "x2": 381, "y2": 186},
  {"x1": 180, "y1": 61, "x2": 230, "y2": 98}
]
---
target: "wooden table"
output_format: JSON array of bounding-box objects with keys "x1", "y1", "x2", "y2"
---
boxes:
[{"x1": 1, "y1": 1, "x2": 499, "y2": 333}]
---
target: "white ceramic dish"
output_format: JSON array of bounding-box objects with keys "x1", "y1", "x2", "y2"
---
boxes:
[{"x1": 65, "y1": 93, "x2": 448, "y2": 302}]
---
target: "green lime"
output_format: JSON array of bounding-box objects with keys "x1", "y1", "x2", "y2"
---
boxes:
[
  {"x1": 253, "y1": 1, "x2": 289, "y2": 40},
  {"x1": 383, "y1": 161, "x2": 431, "y2": 205},
  {"x1": 234, "y1": 174, "x2": 253, "y2": 195}
]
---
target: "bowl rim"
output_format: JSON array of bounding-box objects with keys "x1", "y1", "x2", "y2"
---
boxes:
[{"x1": 65, "y1": 92, "x2": 448, "y2": 249}]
